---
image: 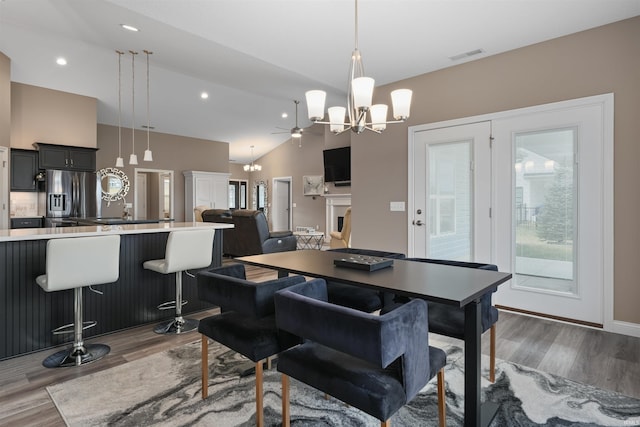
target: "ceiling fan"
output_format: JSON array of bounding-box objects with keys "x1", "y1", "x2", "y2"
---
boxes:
[{"x1": 272, "y1": 100, "x2": 307, "y2": 147}]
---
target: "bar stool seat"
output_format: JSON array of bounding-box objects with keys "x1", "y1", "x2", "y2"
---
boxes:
[
  {"x1": 143, "y1": 228, "x2": 216, "y2": 334},
  {"x1": 36, "y1": 235, "x2": 121, "y2": 368}
]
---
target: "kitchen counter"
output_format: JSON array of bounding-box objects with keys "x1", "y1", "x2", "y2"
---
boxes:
[
  {"x1": 0, "y1": 221, "x2": 233, "y2": 359},
  {"x1": 0, "y1": 221, "x2": 232, "y2": 242},
  {"x1": 75, "y1": 217, "x2": 168, "y2": 226}
]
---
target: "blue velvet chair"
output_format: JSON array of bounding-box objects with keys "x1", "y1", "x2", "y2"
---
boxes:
[
  {"x1": 326, "y1": 248, "x2": 406, "y2": 312},
  {"x1": 275, "y1": 279, "x2": 447, "y2": 427},
  {"x1": 197, "y1": 263, "x2": 305, "y2": 427},
  {"x1": 398, "y1": 258, "x2": 499, "y2": 383}
]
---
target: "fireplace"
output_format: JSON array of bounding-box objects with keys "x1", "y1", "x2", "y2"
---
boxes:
[{"x1": 324, "y1": 194, "x2": 351, "y2": 243}]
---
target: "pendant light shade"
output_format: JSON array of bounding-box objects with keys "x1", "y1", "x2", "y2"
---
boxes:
[
  {"x1": 129, "y1": 50, "x2": 138, "y2": 165},
  {"x1": 143, "y1": 49, "x2": 153, "y2": 162}
]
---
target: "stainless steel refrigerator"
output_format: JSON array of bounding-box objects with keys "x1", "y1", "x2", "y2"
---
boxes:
[{"x1": 40, "y1": 169, "x2": 100, "y2": 227}]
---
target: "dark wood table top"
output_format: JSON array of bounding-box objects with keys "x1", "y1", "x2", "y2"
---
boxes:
[{"x1": 238, "y1": 250, "x2": 512, "y2": 307}]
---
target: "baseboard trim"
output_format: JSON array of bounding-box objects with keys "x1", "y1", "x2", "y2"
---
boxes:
[
  {"x1": 610, "y1": 320, "x2": 640, "y2": 338},
  {"x1": 495, "y1": 305, "x2": 603, "y2": 329}
]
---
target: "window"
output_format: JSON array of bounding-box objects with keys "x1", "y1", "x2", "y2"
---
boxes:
[{"x1": 228, "y1": 180, "x2": 248, "y2": 210}]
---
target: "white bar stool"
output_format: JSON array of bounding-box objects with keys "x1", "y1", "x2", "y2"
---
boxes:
[
  {"x1": 143, "y1": 228, "x2": 216, "y2": 334},
  {"x1": 36, "y1": 235, "x2": 121, "y2": 368}
]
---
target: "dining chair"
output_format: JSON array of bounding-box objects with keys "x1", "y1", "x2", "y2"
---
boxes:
[
  {"x1": 197, "y1": 263, "x2": 305, "y2": 427},
  {"x1": 275, "y1": 278, "x2": 447, "y2": 427},
  {"x1": 398, "y1": 258, "x2": 499, "y2": 382}
]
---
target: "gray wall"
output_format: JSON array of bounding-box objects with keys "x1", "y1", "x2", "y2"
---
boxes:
[
  {"x1": 352, "y1": 16, "x2": 640, "y2": 324},
  {"x1": 242, "y1": 124, "x2": 351, "y2": 234},
  {"x1": 96, "y1": 124, "x2": 229, "y2": 221}
]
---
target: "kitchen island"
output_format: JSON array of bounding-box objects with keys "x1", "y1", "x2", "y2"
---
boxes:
[{"x1": 0, "y1": 222, "x2": 233, "y2": 360}]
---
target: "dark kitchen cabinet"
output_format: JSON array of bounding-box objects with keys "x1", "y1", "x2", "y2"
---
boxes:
[
  {"x1": 33, "y1": 142, "x2": 97, "y2": 171},
  {"x1": 10, "y1": 149, "x2": 38, "y2": 191},
  {"x1": 10, "y1": 217, "x2": 43, "y2": 229}
]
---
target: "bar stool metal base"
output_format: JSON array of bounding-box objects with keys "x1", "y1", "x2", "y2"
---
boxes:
[
  {"x1": 42, "y1": 343, "x2": 111, "y2": 368},
  {"x1": 154, "y1": 317, "x2": 199, "y2": 335}
]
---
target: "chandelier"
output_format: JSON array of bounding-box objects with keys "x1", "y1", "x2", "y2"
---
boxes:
[
  {"x1": 243, "y1": 145, "x2": 262, "y2": 172},
  {"x1": 305, "y1": 0, "x2": 412, "y2": 134}
]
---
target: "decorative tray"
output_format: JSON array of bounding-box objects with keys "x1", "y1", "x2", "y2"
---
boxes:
[{"x1": 333, "y1": 255, "x2": 394, "y2": 271}]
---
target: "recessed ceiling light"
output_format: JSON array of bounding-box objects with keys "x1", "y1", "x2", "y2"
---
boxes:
[
  {"x1": 56, "y1": 57, "x2": 67, "y2": 66},
  {"x1": 200, "y1": 92, "x2": 209, "y2": 99},
  {"x1": 281, "y1": 112, "x2": 288, "y2": 118},
  {"x1": 120, "y1": 24, "x2": 139, "y2": 32}
]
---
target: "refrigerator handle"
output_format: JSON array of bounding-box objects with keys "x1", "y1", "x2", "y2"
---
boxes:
[{"x1": 72, "y1": 174, "x2": 79, "y2": 217}]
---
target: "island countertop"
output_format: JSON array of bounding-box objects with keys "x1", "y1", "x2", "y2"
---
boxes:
[{"x1": 0, "y1": 221, "x2": 233, "y2": 242}]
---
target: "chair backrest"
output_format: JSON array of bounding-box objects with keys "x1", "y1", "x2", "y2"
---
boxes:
[
  {"x1": 42, "y1": 235, "x2": 121, "y2": 291},
  {"x1": 198, "y1": 263, "x2": 306, "y2": 318},
  {"x1": 164, "y1": 228, "x2": 216, "y2": 273},
  {"x1": 275, "y1": 278, "x2": 430, "y2": 399},
  {"x1": 341, "y1": 207, "x2": 351, "y2": 246}
]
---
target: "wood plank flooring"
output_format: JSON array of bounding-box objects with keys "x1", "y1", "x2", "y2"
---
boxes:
[{"x1": 1, "y1": 264, "x2": 639, "y2": 427}]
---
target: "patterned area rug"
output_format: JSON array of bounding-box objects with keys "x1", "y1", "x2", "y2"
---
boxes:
[{"x1": 47, "y1": 339, "x2": 640, "y2": 426}]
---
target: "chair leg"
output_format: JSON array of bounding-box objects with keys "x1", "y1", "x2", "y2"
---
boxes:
[
  {"x1": 381, "y1": 420, "x2": 391, "y2": 427},
  {"x1": 282, "y1": 374, "x2": 290, "y2": 427},
  {"x1": 201, "y1": 335, "x2": 209, "y2": 399},
  {"x1": 490, "y1": 323, "x2": 496, "y2": 383},
  {"x1": 437, "y1": 368, "x2": 446, "y2": 427},
  {"x1": 256, "y1": 360, "x2": 264, "y2": 427}
]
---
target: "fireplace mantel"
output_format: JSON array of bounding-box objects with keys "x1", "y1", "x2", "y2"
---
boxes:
[{"x1": 324, "y1": 194, "x2": 351, "y2": 242}]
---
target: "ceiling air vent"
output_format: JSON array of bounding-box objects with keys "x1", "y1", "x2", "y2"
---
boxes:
[{"x1": 449, "y1": 49, "x2": 485, "y2": 61}]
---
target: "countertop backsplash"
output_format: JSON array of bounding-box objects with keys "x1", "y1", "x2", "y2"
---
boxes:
[{"x1": 10, "y1": 192, "x2": 39, "y2": 217}]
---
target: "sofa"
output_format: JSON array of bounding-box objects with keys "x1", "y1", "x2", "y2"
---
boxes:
[{"x1": 201, "y1": 209, "x2": 297, "y2": 257}]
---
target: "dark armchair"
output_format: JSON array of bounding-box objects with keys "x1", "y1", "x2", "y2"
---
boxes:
[
  {"x1": 201, "y1": 209, "x2": 297, "y2": 257},
  {"x1": 197, "y1": 263, "x2": 305, "y2": 426},
  {"x1": 274, "y1": 279, "x2": 447, "y2": 427}
]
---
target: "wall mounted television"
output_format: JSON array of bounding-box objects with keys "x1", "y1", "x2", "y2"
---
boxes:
[{"x1": 323, "y1": 146, "x2": 351, "y2": 186}]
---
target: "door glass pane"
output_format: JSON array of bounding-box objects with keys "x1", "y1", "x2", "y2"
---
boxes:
[
  {"x1": 513, "y1": 128, "x2": 576, "y2": 294},
  {"x1": 428, "y1": 141, "x2": 471, "y2": 260},
  {"x1": 228, "y1": 184, "x2": 236, "y2": 209}
]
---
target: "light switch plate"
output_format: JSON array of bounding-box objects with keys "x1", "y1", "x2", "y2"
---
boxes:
[{"x1": 390, "y1": 201, "x2": 405, "y2": 212}]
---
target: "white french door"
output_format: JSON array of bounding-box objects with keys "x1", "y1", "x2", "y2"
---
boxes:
[
  {"x1": 410, "y1": 122, "x2": 492, "y2": 263},
  {"x1": 492, "y1": 100, "x2": 609, "y2": 325},
  {"x1": 409, "y1": 94, "x2": 612, "y2": 326}
]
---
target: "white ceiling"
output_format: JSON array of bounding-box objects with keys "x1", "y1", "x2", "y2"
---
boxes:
[{"x1": 1, "y1": 0, "x2": 639, "y2": 163}]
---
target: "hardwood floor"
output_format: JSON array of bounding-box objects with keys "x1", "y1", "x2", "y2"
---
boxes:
[{"x1": 1, "y1": 264, "x2": 639, "y2": 426}]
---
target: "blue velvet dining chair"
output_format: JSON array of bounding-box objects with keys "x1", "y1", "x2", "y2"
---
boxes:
[
  {"x1": 274, "y1": 278, "x2": 447, "y2": 427},
  {"x1": 398, "y1": 258, "x2": 500, "y2": 383},
  {"x1": 197, "y1": 263, "x2": 305, "y2": 427},
  {"x1": 325, "y1": 247, "x2": 406, "y2": 312}
]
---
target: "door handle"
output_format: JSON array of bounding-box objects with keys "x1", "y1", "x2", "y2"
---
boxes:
[{"x1": 413, "y1": 220, "x2": 424, "y2": 226}]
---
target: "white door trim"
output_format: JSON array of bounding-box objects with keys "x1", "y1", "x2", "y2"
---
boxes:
[{"x1": 408, "y1": 93, "x2": 614, "y2": 332}]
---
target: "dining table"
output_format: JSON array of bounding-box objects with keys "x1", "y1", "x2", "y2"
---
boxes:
[{"x1": 238, "y1": 249, "x2": 512, "y2": 427}]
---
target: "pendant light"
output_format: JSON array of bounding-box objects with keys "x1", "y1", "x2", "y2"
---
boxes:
[
  {"x1": 243, "y1": 145, "x2": 262, "y2": 172},
  {"x1": 115, "y1": 50, "x2": 124, "y2": 167},
  {"x1": 143, "y1": 49, "x2": 153, "y2": 162},
  {"x1": 305, "y1": 0, "x2": 412, "y2": 134},
  {"x1": 129, "y1": 50, "x2": 139, "y2": 165}
]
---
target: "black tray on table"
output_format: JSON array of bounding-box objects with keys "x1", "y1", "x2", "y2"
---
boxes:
[{"x1": 333, "y1": 255, "x2": 394, "y2": 271}]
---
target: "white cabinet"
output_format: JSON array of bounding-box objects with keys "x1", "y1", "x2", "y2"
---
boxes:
[{"x1": 183, "y1": 171, "x2": 231, "y2": 221}]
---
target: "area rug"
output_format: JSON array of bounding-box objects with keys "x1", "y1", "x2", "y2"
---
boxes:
[{"x1": 47, "y1": 339, "x2": 640, "y2": 426}]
